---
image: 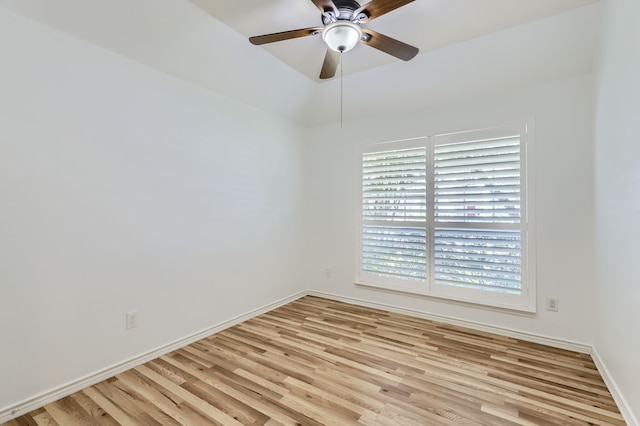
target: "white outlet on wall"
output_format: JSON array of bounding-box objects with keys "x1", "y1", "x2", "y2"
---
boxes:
[
  {"x1": 126, "y1": 311, "x2": 139, "y2": 329},
  {"x1": 325, "y1": 267, "x2": 331, "y2": 278},
  {"x1": 546, "y1": 298, "x2": 559, "y2": 312}
]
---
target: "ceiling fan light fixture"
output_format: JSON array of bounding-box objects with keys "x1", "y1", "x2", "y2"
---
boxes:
[{"x1": 322, "y1": 21, "x2": 362, "y2": 53}]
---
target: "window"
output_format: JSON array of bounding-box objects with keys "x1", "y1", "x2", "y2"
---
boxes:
[{"x1": 357, "y1": 124, "x2": 535, "y2": 311}]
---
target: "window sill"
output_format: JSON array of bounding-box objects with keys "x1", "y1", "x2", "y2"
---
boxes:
[{"x1": 355, "y1": 280, "x2": 537, "y2": 314}]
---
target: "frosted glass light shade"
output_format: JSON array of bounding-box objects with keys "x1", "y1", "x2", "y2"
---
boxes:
[{"x1": 322, "y1": 21, "x2": 362, "y2": 52}]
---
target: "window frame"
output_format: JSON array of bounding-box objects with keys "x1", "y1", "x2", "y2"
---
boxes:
[{"x1": 356, "y1": 122, "x2": 536, "y2": 312}]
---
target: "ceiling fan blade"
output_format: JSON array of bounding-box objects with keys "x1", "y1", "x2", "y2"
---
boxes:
[
  {"x1": 359, "y1": 0, "x2": 414, "y2": 22},
  {"x1": 309, "y1": 0, "x2": 337, "y2": 14},
  {"x1": 249, "y1": 27, "x2": 322, "y2": 45},
  {"x1": 320, "y1": 48, "x2": 340, "y2": 79},
  {"x1": 361, "y1": 29, "x2": 419, "y2": 61}
]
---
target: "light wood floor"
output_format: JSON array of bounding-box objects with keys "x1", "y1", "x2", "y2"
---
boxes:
[{"x1": 5, "y1": 296, "x2": 625, "y2": 425}]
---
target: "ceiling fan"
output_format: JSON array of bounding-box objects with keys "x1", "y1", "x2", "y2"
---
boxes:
[{"x1": 249, "y1": 0, "x2": 419, "y2": 79}]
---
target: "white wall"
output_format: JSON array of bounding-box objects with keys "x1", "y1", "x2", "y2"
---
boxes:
[
  {"x1": 303, "y1": 73, "x2": 596, "y2": 345},
  {"x1": 0, "y1": 8, "x2": 304, "y2": 411},
  {"x1": 594, "y1": 0, "x2": 640, "y2": 422}
]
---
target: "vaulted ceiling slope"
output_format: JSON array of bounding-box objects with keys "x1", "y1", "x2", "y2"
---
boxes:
[
  {"x1": 0, "y1": 0, "x2": 602, "y2": 126},
  {"x1": 189, "y1": 0, "x2": 597, "y2": 81},
  {"x1": 307, "y1": 2, "x2": 602, "y2": 125}
]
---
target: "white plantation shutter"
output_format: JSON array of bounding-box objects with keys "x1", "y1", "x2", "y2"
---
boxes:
[
  {"x1": 434, "y1": 228, "x2": 522, "y2": 294},
  {"x1": 358, "y1": 124, "x2": 534, "y2": 311},
  {"x1": 362, "y1": 147, "x2": 427, "y2": 221},
  {"x1": 360, "y1": 143, "x2": 428, "y2": 288},
  {"x1": 362, "y1": 225, "x2": 427, "y2": 281},
  {"x1": 433, "y1": 137, "x2": 521, "y2": 224},
  {"x1": 432, "y1": 133, "x2": 525, "y2": 297}
]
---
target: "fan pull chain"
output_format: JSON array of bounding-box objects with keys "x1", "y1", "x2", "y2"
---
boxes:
[{"x1": 340, "y1": 51, "x2": 343, "y2": 129}]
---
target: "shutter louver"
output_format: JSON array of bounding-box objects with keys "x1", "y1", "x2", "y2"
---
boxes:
[
  {"x1": 362, "y1": 225, "x2": 427, "y2": 281},
  {"x1": 434, "y1": 228, "x2": 522, "y2": 294},
  {"x1": 363, "y1": 148, "x2": 427, "y2": 221},
  {"x1": 434, "y1": 137, "x2": 520, "y2": 223}
]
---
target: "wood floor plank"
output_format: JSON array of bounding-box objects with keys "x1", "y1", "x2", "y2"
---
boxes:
[
  {"x1": 5, "y1": 296, "x2": 625, "y2": 425},
  {"x1": 80, "y1": 386, "x2": 140, "y2": 426},
  {"x1": 114, "y1": 369, "x2": 192, "y2": 425},
  {"x1": 3, "y1": 415, "x2": 42, "y2": 426},
  {"x1": 42, "y1": 396, "x2": 99, "y2": 426},
  {"x1": 31, "y1": 412, "x2": 59, "y2": 426},
  {"x1": 134, "y1": 365, "x2": 245, "y2": 426},
  {"x1": 67, "y1": 392, "x2": 119, "y2": 426},
  {"x1": 93, "y1": 380, "x2": 166, "y2": 425}
]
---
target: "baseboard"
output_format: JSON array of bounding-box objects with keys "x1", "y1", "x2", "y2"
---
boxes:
[
  {"x1": 4, "y1": 289, "x2": 634, "y2": 425},
  {"x1": 307, "y1": 290, "x2": 592, "y2": 354},
  {"x1": 591, "y1": 348, "x2": 639, "y2": 426},
  {"x1": 0, "y1": 290, "x2": 307, "y2": 424}
]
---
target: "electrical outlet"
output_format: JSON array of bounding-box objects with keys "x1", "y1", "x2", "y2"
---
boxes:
[
  {"x1": 325, "y1": 267, "x2": 331, "y2": 278},
  {"x1": 126, "y1": 311, "x2": 139, "y2": 329},
  {"x1": 546, "y1": 298, "x2": 559, "y2": 312}
]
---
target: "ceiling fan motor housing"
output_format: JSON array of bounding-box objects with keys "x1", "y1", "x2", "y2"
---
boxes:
[{"x1": 322, "y1": 0, "x2": 368, "y2": 24}]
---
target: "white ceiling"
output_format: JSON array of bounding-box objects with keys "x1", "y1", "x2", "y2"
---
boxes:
[
  {"x1": 188, "y1": 0, "x2": 597, "y2": 81},
  {"x1": 0, "y1": 0, "x2": 603, "y2": 126}
]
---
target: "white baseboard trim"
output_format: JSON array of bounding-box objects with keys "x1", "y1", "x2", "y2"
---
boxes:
[
  {"x1": 591, "y1": 348, "x2": 639, "y2": 426},
  {"x1": 306, "y1": 290, "x2": 592, "y2": 354},
  {"x1": 4, "y1": 289, "x2": 635, "y2": 425},
  {"x1": 0, "y1": 290, "x2": 307, "y2": 424}
]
